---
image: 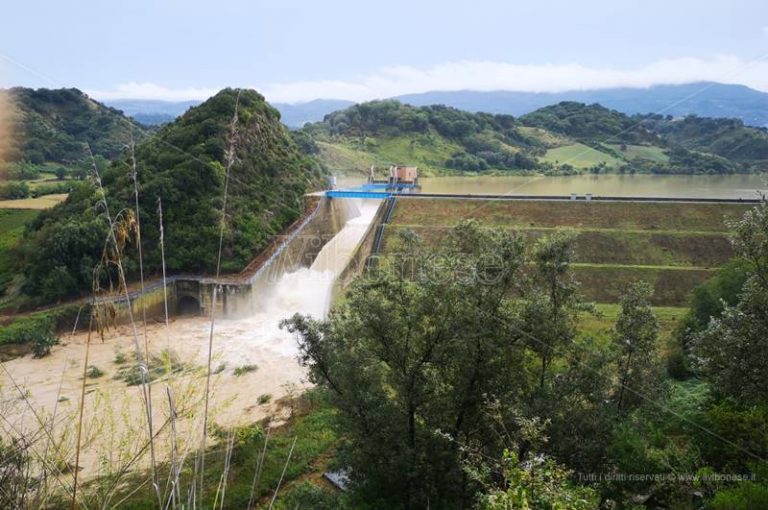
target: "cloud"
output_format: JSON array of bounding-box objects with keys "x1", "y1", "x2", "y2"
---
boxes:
[
  {"x1": 85, "y1": 82, "x2": 220, "y2": 101},
  {"x1": 88, "y1": 55, "x2": 768, "y2": 104}
]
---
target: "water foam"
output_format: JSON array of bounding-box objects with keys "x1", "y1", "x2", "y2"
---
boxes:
[{"x1": 211, "y1": 199, "x2": 380, "y2": 359}]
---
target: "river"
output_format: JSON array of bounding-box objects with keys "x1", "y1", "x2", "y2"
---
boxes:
[{"x1": 340, "y1": 174, "x2": 767, "y2": 199}]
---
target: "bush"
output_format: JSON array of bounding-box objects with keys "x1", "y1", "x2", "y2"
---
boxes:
[
  {"x1": 0, "y1": 182, "x2": 30, "y2": 200},
  {"x1": 666, "y1": 349, "x2": 694, "y2": 380},
  {"x1": 86, "y1": 365, "x2": 104, "y2": 379},
  {"x1": 258, "y1": 393, "x2": 272, "y2": 405},
  {"x1": 233, "y1": 364, "x2": 258, "y2": 377},
  {"x1": 31, "y1": 333, "x2": 58, "y2": 358}
]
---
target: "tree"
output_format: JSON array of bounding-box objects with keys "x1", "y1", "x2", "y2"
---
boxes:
[
  {"x1": 55, "y1": 166, "x2": 67, "y2": 180},
  {"x1": 523, "y1": 231, "x2": 587, "y2": 389},
  {"x1": 613, "y1": 281, "x2": 662, "y2": 412},
  {"x1": 694, "y1": 201, "x2": 768, "y2": 405},
  {"x1": 478, "y1": 450, "x2": 599, "y2": 510},
  {"x1": 282, "y1": 221, "x2": 529, "y2": 508}
]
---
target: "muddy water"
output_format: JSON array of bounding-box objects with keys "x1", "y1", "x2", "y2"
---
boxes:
[
  {"x1": 0, "y1": 199, "x2": 381, "y2": 478},
  {"x1": 340, "y1": 174, "x2": 767, "y2": 199}
]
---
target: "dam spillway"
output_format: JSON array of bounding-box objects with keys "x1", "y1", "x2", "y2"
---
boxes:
[{"x1": 218, "y1": 199, "x2": 380, "y2": 356}]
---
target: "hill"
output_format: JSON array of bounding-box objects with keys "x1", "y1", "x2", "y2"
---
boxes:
[
  {"x1": 11, "y1": 88, "x2": 322, "y2": 304},
  {"x1": 299, "y1": 99, "x2": 768, "y2": 175},
  {"x1": 0, "y1": 87, "x2": 145, "y2": 166},
  {"x1": 396, "y1": 83, "x2": 768, "y2": 128}
]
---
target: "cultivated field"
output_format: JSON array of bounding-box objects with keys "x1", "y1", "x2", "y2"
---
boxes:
[
  {"x1": 0, "y1": 193, "x2": 68, "y2": 209},
  {"x1": 541, "y1": 142, "x2": 623, "y2": 169}
]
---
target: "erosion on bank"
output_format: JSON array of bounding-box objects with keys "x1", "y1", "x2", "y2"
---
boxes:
[{"x1": 10, "y1": 88, "x2": 323, "y2": 305}]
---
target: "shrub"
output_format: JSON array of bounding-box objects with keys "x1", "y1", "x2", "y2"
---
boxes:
[
  {"x1": 258, "y1": 393, "x2": 272, "y2": 405},
  {"x1": 86, "y1": 365, "x2": 104, "y2": 379},
  {"x1": 31, "y1": 333, "x2": 58, "y2": 358},
  {"x1": 233, "y1": 364, "x2": 258, "y2": 377}
]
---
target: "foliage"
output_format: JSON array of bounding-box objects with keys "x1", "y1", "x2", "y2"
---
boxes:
[
  {"x1": 612, "y1": 281, "x2": 663, "y2": 411},
  {"x1": 233, "y1": 363, "x2": 258, "y2": 376},
  {"x1": 14, "y1": 88, "x2": 321, "y2": 303},
  {"x1": 520, "y1": 101, "x2": 658, "y2": 144},
  {"x1": 30, "y1": 331, "x2": 58, "y2": 358},
  {"x1": 281, "y1": 221, "x2": 608, "y2": 508},
  {"x1": 0, "y1": 181, "x2": 30, "y2": 199},
  {"x1": 86, "y1": 365, "x2": 105, "y2": 378},
  {"x1": 478, "y1": 450, "x2": 600, "y2": 510},
  {"x1": 112, "y1": 349, "x2": 186, "y2": 385},
  {"x1": 693, "y1": 201, "x2": 768, "y2": 405},
  {"x1": 674, "y1": 258, "x2": 751, "y2": 349},
  {"x1": 2, "y1": 87, "x2": 145, "y2": 165},
  {"x1": 301, "y1": 99, "x2": 763, "y2": 174},
  {"x1": 0, "y1": 313, "x2": 56, "y2": 346}
]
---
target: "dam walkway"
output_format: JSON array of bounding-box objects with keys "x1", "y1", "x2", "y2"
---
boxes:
[{"x1": 322, "y1": 189, "x2": 762, "y2": 205}]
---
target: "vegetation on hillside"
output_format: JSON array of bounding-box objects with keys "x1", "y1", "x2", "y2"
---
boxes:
[
  {"x1": 10, "y1": 88, "x2": 321, "y2": 304},
  {"x1": 0, "y1": 87, "x2": 145, "y2": 167},
  {"x1": 299, "y1": 99, "x2": 768, "y2": 175}
]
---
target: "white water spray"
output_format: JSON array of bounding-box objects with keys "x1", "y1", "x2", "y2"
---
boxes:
[{"x1": 209, "y1": 199, "x2": 380, "y2": 359}]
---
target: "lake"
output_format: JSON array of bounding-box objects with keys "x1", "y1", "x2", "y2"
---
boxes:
[{"x1": 339, "y1": 174, "x2": 768, "y2": 199}]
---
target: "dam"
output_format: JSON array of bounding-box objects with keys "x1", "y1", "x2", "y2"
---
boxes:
[{"x1": 97, "y1": 187, "x2": 760, "y2": 328}]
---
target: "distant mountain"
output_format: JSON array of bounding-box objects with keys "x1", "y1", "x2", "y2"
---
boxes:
[
  {"x1": 101, "y1": 82, "x2": 768, "y2": 133},
  {"x1": 396, "y1": 83, "x2": 768, "y2": 128},
  {"x1": 272, "y1": 99, "x2": 356, "y2": 128},
  {"x1": 105, "y1": 99, "x2": 202, "y2": 125},
  {"x1": 105, "y1": 98, "x2": 355, "y2": 128},
  {"x1": 1, "y1": 87, "x2": 145, "y2": 165}
]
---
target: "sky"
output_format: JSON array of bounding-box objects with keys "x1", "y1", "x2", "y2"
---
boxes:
[{"x1": 1, "y1": 0, "x2": 768, "y2": 103}]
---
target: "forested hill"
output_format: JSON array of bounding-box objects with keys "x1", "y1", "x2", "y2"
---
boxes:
[
  {"x1": 16, "y1": 88, "x2": 321, "y2": 303},
  {"x1": 299, "y1": 99, "x2": 768, "y2": 175},
  {"x1": 1, "y1": 87, "x2": 145, "y2": 166}
]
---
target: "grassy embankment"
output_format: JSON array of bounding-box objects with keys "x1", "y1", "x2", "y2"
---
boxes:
[{"x1": 380, "y1": 198, "x2": 749, "y2": 317}]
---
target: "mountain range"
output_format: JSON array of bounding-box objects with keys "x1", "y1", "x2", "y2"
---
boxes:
[{"x1": 103, "y1": 82, "x2": 768, "y2": 128}]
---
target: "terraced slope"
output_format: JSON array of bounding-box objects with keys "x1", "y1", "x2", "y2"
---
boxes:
[{"x1": 379, "y1": 198, "x2": 749, "y2": 306}]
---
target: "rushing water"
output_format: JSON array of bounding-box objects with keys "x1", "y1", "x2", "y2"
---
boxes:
[
  {"x1": 340, "y1": 174, "x2": 768, "y2": 199},
  {"x1": 213, "y1": 199, "x2": 381, "y2": 358}
]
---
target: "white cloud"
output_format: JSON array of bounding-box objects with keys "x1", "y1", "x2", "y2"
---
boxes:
[
  {"x1": 88, "y1": 55, "x2": 768, "y2": 104},
  {"x1": 85, "y1": 82, "x2": 220, "y2": 101}
]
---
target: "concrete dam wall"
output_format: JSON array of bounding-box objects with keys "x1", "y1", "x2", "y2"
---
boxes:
[{"x1": 101, "y1": 197, "x2": 376, "y2": 326}]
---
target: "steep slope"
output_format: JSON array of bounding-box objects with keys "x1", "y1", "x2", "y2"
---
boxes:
[
  {"x1": 16, "y1": 88, "x2": 321, "y2": 303},
  {"x1": 1, "y1": 87, "x2": 145, "y2": 165}
]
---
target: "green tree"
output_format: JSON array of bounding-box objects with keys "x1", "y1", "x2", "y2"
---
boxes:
[
  {"x1": 613, "y1": 281, "x2": 662, "y2": 412},
  {"x1": 282, "y1": 221, "x2": 529, "y2": 508},
  {"x1": 694, "y1": 201, "x2": 768, "y2": 405},
  {"x1": 523, "y1": 231, "x2": 587, "y2": 389},
  {"x1": 478, "y1": 450, "x2": 599, "y2": 510}
]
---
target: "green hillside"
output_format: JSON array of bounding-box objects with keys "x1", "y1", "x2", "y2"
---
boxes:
[
  {"x1": 12, "y1": 88, "x2": 321, "y2": 304},
  {"x1": 1, "y1": 87, "x2": 145, "y2": 166},
  {"x1": 300, "y1": 100, "x2": 767, "y2": 175}
]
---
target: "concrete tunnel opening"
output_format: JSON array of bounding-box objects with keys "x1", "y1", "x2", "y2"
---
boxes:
[{"x1": 177, "y1": 294, "x2": 201, "y2": 316}]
